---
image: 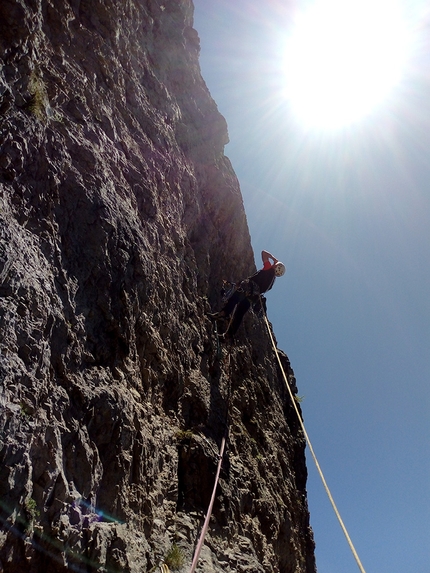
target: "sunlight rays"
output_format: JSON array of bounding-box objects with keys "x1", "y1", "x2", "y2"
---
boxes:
[{"x1": 283, "y1": 0, "x2": 411, "y2": 129}]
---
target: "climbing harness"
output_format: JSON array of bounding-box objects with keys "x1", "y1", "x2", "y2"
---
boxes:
[
  {"x1": 188, "y1": 351, "x2": 232, "y2": 573},
  {"x1": 215, "y1": 280, "x2": 266, "y2": 340},
  {"x1": 260, "y1": 297, "x2": 367, "y2": 573},
  {"x1": 221, "y1": 280, "x2": 236, "y2": 303}
]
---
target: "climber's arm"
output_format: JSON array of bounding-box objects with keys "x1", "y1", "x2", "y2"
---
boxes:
[{"x1": 261, "y1": 250, "x2": 278, "y2": 268}]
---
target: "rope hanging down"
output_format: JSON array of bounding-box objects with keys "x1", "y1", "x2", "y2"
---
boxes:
[
  {"x1": 188, "y1": 435, "x2": 226, "y2": 573},
  {"x1": 261, "y1": 309, "x2": 367, "y2": 573},
  {"x1": 188, "y1": 351, "x2": 231, "y2": 573}
]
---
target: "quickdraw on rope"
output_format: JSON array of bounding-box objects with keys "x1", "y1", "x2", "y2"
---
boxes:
[
  {"x1": 188, "y1": 351, "x2": 231, "y2": 573},
  {"x1": 260, "y1": 299, "x2": 367, "y2": 573},
  {"x1": 222, "y1": 302, "x2": 237, "y2": 340},
  {"x1": 213, "y1": 319, "x2": 222, "y2": 358}
]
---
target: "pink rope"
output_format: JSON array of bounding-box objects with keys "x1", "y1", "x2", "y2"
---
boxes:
[{"x1": 189, "y1": 435, "x2": 226, "y2": 573}]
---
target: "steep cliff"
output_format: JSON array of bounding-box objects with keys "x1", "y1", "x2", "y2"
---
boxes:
[{"x1": 0, "y1": 1, "x2": 316, "y2": 572}]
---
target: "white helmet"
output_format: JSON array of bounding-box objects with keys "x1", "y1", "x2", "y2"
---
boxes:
[{"x1": 274, "y1": 262, "x2": 286, "y2": 277}]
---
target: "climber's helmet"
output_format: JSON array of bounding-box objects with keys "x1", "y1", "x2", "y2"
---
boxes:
[{"x1": 274, "y1": 262, "x2": 286, "y2": 277}]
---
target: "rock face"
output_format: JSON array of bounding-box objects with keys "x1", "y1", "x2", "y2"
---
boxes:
[{"x1": 0, "y1": 1, "x2": 316, "y2": 572}]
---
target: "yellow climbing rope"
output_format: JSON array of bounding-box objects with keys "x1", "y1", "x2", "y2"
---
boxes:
[{"x1": 262, "y1": 311, "x2": 367, "y2": 573}]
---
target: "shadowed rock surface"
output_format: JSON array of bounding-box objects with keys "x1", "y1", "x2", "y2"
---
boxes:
[{"x1": 0, "y1": 1, "x2": 316, "y2": 571}]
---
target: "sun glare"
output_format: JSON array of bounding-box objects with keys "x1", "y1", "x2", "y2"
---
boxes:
[{"x1": 283, "y1": 0, "x2": 410, "y2": 129}]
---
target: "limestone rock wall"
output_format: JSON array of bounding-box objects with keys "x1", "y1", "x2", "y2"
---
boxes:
[{"x1": 0, "y1": 1, "x2": 316, "y2": 571}]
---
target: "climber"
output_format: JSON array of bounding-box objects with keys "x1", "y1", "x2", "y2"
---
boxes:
[{"x1": 209, "y1": 250, "x2": 285, "y2": 339}]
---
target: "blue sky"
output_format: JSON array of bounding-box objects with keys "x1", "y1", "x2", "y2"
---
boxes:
[{"x1": 193, "y1": 2, "x2": 430, "y2": 572}]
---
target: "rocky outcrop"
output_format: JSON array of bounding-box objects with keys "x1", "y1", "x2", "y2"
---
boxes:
[{"x1": 0, "y1": 1, "x2": 316, "y2": 572}]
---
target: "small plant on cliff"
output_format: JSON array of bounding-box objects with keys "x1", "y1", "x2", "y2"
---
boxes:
[
  {"x1": 175, "y1": 429, "x2": 194, "y2": 442},
  {"x1": 164, "y1": 543, "x2": 185, "y2": 571},
  {"x1": 25, "y1": 497, "x2": 39, "y2": 519},
  {"x1": 27, "y1": 71, "x2": 49, "y2": 121},
  {"x1": 24, "y1": 497, "x2": 40, "y2": 532},
  {"x1": 294, "y1": 395, "x2": 305, "y2": 403},
  {"x1": 20, "y1": 401, "x2": 33, "y2": 417}
]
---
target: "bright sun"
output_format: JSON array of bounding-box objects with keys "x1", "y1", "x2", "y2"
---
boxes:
[{"x1": 283, "y1": 0, "x2": 410, "y2": 129}]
